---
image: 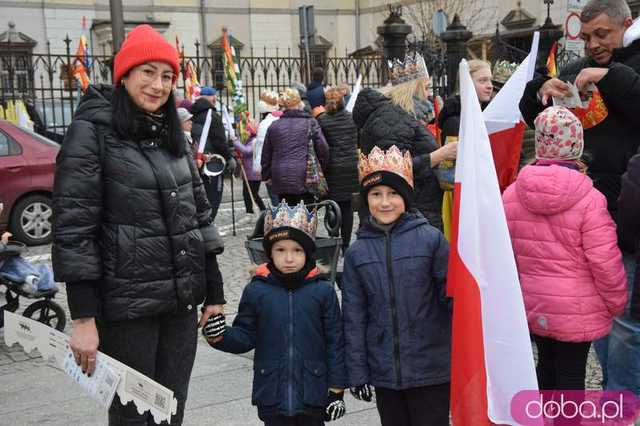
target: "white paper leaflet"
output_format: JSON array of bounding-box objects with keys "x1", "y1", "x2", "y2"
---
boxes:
[{"x1": 3, "y1": 311, "x2": 177, "y2": 424}]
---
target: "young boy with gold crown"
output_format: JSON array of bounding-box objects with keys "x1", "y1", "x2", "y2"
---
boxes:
[
  {"x1": 342, "y1": 145, "x2": 452, "y2": 426},
  {"x1": 202, "y1": 201, "x2": 347, "y2": 426}
]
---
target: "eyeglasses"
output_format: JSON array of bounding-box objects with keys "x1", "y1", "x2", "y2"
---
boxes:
[{"x1": 134, "y1": 66, "x2": 175, "y2": 87}]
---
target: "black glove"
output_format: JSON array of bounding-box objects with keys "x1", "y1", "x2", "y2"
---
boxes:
[
  {"x1": 202, "y1": 313, "x2": 226, "y2": 339},
  {"x1": 324, "y1": 390, "x2": 346, "y2": 422},
  {"x1": 350, "y1": 384, "x2": 373, "y2": 402}
]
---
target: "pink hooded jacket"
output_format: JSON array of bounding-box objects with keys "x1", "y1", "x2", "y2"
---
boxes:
[{"x1": 503, "y1": 164, "x2": 628, "y2": 342}]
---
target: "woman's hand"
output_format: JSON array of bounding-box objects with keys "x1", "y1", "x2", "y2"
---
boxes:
[{"x1": 69, "y1": 317, "x2": 99, "y2": 376}]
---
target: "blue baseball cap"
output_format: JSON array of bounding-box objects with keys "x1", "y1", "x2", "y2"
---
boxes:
[{"x1": 200, "y1": 86, "x2": 217, "y2": 96}]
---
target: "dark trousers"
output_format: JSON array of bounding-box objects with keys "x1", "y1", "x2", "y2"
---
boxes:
[
  {"x1": 263, "y1": 415, "x2": 323, "y2": 426},
  {"x1": 533, "y1": 334, "x2": 591, "y2": 390},
  {"x1": 334, "y1": 200, "x2": 354, "y2": 249},
  {"x1": 266, "y1": 183, "x2": 280, "y2": 206},
  {"x1": 97, "y1": 310, "x2": 198, "y2": 425},
  {"x1": 278, "y1": 193, "x2": 315, "y2": 206},
  {"x1": 375, "y1": 383, "x2": 450, "y2": 426},
  {"x1": 204, "y1": 174, "x2": 224, "y2": 222},
  {"x1": 242, "y1": 180, "x2": 266, "y2": 213}
]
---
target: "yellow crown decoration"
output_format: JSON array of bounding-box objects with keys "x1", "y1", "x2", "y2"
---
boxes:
[
  {"x1": 388, "y1": 52, "x2": 429, "y2": 86},
  {"x1": 264, "y1": 201, "x2": 318, "y2": 240},
  {"x1": 358, "y1": 145, "x2": 414, "y2": 188}
]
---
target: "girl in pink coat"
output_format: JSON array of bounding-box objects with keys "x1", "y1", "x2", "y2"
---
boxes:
[{"x1": 503, "y1": 106, "x2": 627, "y2": 391}]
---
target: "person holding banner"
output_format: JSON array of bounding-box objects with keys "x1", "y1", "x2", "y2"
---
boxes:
[{"x1": 52, "y1": 24, "x2": 226, "y2": 425}]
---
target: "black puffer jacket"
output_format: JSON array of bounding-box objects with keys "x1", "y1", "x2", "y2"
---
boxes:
[
  {"x1": 190, "y1": 98, "x2": 232, "y2": 160},
  {"x1": 353, "y1": 88, "x2": 443, "y2": 229},
  {"x1": 52, "y1": 85, "x2": 225, "y2": 321},
  {"x1": 618, "y1": 152, "x2": 640, "y2": 320},
  {"x1": 520, "y1": 40, "x2": 640, "y2": 218},
  {"x1": 317, "y1": 108, "x2": 359, "y2": 202}
]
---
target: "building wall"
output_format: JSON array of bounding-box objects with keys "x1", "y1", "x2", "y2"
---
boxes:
[{"x1": 2, "y1": 0, "x2": 632, "y2": 57}]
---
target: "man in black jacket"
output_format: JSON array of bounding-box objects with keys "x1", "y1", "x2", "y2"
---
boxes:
[
  {"x1": 519, "y1": 0, "x2": 640, "y2": 219},
  {"x1": 191, "y1": 86, "x2": 235, "y2": 221}
]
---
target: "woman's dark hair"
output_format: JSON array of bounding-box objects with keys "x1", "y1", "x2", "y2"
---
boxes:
[{"x1": 111, "y1": 84, "x2": 185, "y2": 157}]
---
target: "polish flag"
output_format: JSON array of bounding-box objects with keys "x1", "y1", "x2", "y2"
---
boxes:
[
  {"x1": 447, "y1": 59, "x2": 539, "y2": 425},
  {"x1": 484, "y1": 32, "x2": 539, "y2": 192}
]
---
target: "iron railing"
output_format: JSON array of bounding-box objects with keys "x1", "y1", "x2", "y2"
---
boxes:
[{"x1": 0, "y1": 37, "x2": 388, "y2": 140}]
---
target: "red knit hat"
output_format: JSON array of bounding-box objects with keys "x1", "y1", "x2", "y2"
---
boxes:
[{"x1": 113, "y1": 25, "x2": 180, "y2": 86}]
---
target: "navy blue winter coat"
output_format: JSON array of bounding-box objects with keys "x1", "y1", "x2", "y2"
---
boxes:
[
  {"x1": 213, "y1": 264, "x2": 347, "y2": 419},
  {"x1": 342, "y1": 211, "x2": 451, "y2": 390}
]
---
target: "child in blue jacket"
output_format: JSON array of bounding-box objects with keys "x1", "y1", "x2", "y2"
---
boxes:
[
  {"x1": 342, "y1": 145, "x2": 451, "y2": 426},
  {"x1": 204, "y1": 201, "x2": 347, "y2": 426}
]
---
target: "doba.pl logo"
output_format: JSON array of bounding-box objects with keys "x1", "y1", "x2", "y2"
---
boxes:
[{"x1": 511, "y1": 390, "x2": 640, "y2": 425}]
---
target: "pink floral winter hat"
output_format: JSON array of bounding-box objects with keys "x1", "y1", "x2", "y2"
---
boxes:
[{"x1": 534, "y1": 106, "x2": 584, "y2": 161}]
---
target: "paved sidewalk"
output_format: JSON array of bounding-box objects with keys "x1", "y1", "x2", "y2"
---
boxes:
[{"x1": 0, "y1": 200, "x2": 604, "y2": 426}]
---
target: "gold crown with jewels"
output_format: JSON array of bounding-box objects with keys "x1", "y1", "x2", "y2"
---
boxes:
[
  {"x1": 358, "y1": 145, "x2": 414, "y2": 188},
  {"x1": 388, "y1": 52, "x2": 429, "y2": 86},
  {"x1": 264, "y1": 200, "x2": 318, "y2": 239}
]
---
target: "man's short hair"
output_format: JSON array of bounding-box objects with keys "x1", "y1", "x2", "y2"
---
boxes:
[
  {"x1": 581, "y1": 0, "x2": 631, "y2": 25},
  {"x1": 312, "y1": 67, "x2": 324, "y2": 82}
]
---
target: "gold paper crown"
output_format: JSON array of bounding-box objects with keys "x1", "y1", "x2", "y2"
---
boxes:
[
  {"x1": 388, "y1": 53, "x2": 429, "y2": 86},
  {"x1": 358, "y1": 145, "x2": 414, "y2": 188},
  {"x1": 264, "y1": 201, "x2": 318, "y2": 240}
]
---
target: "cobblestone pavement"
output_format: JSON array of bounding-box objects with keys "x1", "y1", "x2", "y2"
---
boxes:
[{"x1": 0, "y1": 194, "x2": 605, "y2": 425}]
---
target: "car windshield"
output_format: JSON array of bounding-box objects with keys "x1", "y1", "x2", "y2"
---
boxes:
[{"x1": 13, "y1": 125, "x2": 60, "y2": 147}]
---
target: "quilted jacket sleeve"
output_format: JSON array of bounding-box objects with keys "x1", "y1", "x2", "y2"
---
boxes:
[
  {"x1": 52, "y1": 119, "x2": 103, "y2": 319},
  {"x1": 322, "y1": 283, "x2": 348, "y2": 389},
  {"x1": 341, "y1": 252, "x2": 370, "y2": 387},
  {"x1": 582, "y1": 191, "x2": 628, "y2": 316},
  {"x1": 186, "y1": 148, "x2": 225, "y2": 305},
  {"x1": 213, "y1": 283, "x2": 257, "y2": 354}
]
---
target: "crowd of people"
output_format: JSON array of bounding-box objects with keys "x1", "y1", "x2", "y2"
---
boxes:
[{"x1": 45, "y1": 0, "x2": 640, "y2": 424}]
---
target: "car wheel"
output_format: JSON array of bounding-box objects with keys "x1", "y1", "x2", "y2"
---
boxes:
[{"x1": 9, "y1": 195, "x2": 54, "y2": 246}]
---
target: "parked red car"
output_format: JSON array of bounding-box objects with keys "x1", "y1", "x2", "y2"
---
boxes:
[{"x1": 0, "y1": 120, "x2": 59, "y2": 246}]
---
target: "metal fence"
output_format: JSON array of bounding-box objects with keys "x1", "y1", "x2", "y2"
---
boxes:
[{"x1": 0, "y1": 37, "x2": 389, "y2": 141}]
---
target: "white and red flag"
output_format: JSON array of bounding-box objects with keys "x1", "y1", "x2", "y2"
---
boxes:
[
  {"x1": 447, "y1": 59, "x2": 539, "y2": 425},
  {"x1": 483, "y1": 32, "x2": 539, "y2": 192}
]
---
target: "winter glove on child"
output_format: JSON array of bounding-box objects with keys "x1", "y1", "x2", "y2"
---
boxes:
[
  {"x1": 324, "y1": 390, "x2": 345, "y2": 422},
  {"x1": 202, "y1": 313, "x2": 226, "y2": 339},
  {"x1": 350, "y1": 384, "x2": 373, "y2": 402}
]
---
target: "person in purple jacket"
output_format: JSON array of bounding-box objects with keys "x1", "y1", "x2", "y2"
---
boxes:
[
  {"x1": 261, "y1": 88, "x2": 329, "y2": 205},
  {"x1": 234, "y1": 120, "x2": 266, "y2": 214}
]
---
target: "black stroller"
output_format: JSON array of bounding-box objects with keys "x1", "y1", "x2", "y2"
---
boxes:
[
  {"x1": 0, "y1": 241, "x2": 66, "y2": 331},
  {"x1": 245, "y1": 200, "x2": 343, "y2": 286}
]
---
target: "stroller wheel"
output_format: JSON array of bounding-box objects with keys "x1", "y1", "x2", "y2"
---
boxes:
[{"x1": 22, "y1": 300, "x2": 66, "y2": 331}]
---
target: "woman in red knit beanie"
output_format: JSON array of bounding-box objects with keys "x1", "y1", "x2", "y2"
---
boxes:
[{"x1": 52, "y1": 24, "x2": 226, "y2": 425}]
